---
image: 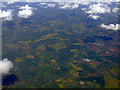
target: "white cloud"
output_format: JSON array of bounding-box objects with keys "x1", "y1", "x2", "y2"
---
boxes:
[
  {"x1": 81, "y1": 3, "x2": 112, "y2": 20},
  {"x1": 99, "y1": 23, "x2": 120, "y2": 31},
  {"x1": 81, "y1": 8, "x2": 87, "y2": 11},
  {"x1": 0, "y1": 9, "x2": 13, "y2": 21},
  {"x1": 18, "y1": 5, "x2": 34, "y2": 18},
  {"x1": 88, "y1": 14, "x2": 100, "y2": 20},
  {"x1": 39, "y1": 2, "x2": 46, "y2": 5},
  {"x1": 79, "y1": 2, "x2": 90, "y2": 5},
  {"x1": 38, "y1": 3, "x2": 56, "y2": 8},
  {"x1": 0, "y1": 58, "x2": 13, "y2": 75},
  {"x1": 39, "y1": 2, "x2": 79, "y2": 9},
  {"x1": 86, "y1": 3, "x2": 111, "y2": 14},
  {"x1": 71, "y1": 3, "x2": 79, "y2": 9},
  {"x1": 19, "y1": 5, "x2": 33, "y2": 10},
  {"x1": 112, "y1": 7, "x2": 118, "y2": 13},
  {"x1": 47, "y1": 3, "x2": 56, "y2": 7},
  {"x1": 18, "y1": 10, "x2": 33, "y2": 18},
  {"x1": 59, "y1": 3, "x2": 79, "y2": 9},
  {"x1": 83, "y1": 58, "x2": 91, "y2": 62},
  {"x1": 2, "y1": 4, "x2": 6, "y2": 8},
  {"x1": 7, "y1": 1, "x2": 15, "y2": 4}
]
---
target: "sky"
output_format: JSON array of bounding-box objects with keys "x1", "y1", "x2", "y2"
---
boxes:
[{"x1": 1, "y1": 0, "x2": 120, "y2": 2}]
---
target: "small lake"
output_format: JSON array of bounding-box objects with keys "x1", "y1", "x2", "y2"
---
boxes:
[{"x1": 94, "y1": 36, "x2": 113, "y2": 40}]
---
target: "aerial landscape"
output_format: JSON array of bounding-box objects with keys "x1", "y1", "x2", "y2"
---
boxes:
[{"x1": 0, "y1": 0, "x2": 119, "y2": 88}]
